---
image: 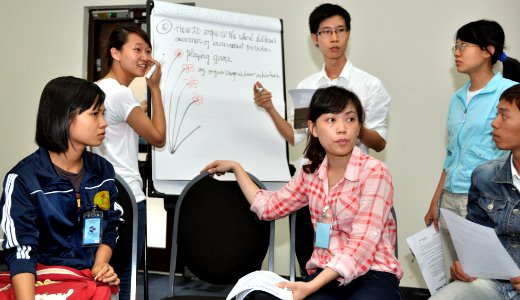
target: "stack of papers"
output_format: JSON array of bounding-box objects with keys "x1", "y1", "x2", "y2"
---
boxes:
[
  {"x1": 407, "y1": 209, "x2": 520, "y2": 296},
  {"x1": 226, "y1": 270, "x2": 293, "y2": 300},
  {"x1": 440, "y1": 208, "x2": 520, "y2": 279},
  {"x1": 406, "y1": 225, "x2": 447, "y2": 294}
]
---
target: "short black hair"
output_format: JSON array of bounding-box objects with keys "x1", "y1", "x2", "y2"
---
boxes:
[
  {"x1": 500, "y1": 84, "x2": 520, "y2": 111},
  {"x1": 35, "y1": 76, "x2": 105, "y2": 153},
  {"x1": 309, "y1": 3, "x2": 351, "y2": 34}
]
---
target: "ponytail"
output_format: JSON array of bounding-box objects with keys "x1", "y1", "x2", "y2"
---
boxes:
[{"x1": 501, "y1": 53, "x2": 520, "y2": 82}]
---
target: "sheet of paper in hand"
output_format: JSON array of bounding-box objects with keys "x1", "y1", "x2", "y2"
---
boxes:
[{"x1": 440, "y1": 208, "x2": 520, "y2": 280}]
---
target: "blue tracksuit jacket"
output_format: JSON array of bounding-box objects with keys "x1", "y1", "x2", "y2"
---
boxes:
[{"x1": 0, "y1": 147, "x2": 123, "y2": 277}]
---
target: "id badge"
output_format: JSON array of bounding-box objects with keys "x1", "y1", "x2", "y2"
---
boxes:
[
  {"x1": 315, "y1": 222, "x2": 332, "y2": 249},
  {"x1": 82, "y1": 210, "x2": 103, "y2": 247}
]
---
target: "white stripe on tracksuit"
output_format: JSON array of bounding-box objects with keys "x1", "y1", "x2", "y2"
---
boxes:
[
  {"x1": 1, "y1": 173, "x2": 19, "y2": 250},
  {"x1": 1, "y1": 174, "x2": 33, "y2": 261},
  {"x1": 16, "y1": 245, "x2": 31, "y2": 259}
]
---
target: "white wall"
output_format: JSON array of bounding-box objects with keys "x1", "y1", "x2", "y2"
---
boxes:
[{"x1": 1, "y1": 0, "x2": 520, "y2": 289}]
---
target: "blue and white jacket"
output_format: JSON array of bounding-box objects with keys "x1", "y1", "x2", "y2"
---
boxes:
[
  {"x1": 443, "y1": 73, "x2": 517, "y2": 193},
  {"x1": 0, "y1": 147, "x2": 123, "y2": 277}
]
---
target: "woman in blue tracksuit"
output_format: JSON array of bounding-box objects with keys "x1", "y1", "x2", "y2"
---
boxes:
[{"x1": 0, "y1": 76, "x2": 123, "y2": 300}]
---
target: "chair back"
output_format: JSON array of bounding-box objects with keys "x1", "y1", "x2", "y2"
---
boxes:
[
  {"x1": 289, "y1": 206, "x2": 313, "y2": 281},
  {"x1": 167, "y1": 172, "x2": 274, "y2": 297},
  {"x1": 391, "y1": 206, "x2": 398, "y2": 258},
  {"x1": 110, "y1": 174, "x2": 138, "y2": 300}
]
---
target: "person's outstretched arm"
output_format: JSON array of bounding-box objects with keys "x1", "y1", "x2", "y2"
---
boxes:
[
  {"x1": 253, "y1": 82, "x2": 295, "y2": 145},
  {"x1": 202, "y1": 160, "x2": 260, "y2": 205},
  {"x1": 278, "y1": 268, "x2": 340, "y2": 300}
]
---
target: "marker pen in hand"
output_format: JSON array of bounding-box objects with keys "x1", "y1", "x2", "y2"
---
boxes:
[
  {"x1": 255, "y1": 84, "x2": 264, "y2": 93},
  {"x1": 145, "y1": 64, "x2": 157, "y2": 79},
  {"x1": 145, "y1": 53, "x2": 165, "y2": 79}
]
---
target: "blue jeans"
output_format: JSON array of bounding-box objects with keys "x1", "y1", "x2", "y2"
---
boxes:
[{"x1": 118, "y1": 201, "x2": 147, "y2": 300}]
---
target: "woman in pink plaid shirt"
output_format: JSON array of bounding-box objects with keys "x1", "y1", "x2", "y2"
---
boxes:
[{"x1": 203, "y1": 86, "x2": 403, "y2": 300}]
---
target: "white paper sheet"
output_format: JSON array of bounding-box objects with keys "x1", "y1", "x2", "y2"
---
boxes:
[
  {"x1": 440, "y1": 208, "x2": 520, "y2": 280},
  {"x1": 226, "y1": 271, "x2": 293, "y2": 300},
  {"x1": 288, "y1": 89, "x2": 315, "y2": 108},
  {"x1": 406, "y1": 225, "x2": 447, "y2": 295},
  {"x1": 150, "y1": 1, "x2": 291, "y2": 191}
]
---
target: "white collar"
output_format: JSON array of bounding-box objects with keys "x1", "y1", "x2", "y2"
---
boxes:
[
  {"x1": 512, "y1": 156, "x2": 520, "y2": 180},
  {"x1": 317, "y1": 60, "x2": 353, "y2": 87},
  {"x1": 511, "y1": 156, "x2": 520, "y2": 191}
]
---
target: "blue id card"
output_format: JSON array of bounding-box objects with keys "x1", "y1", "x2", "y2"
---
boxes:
[
  {"x1": 82, "y1": 210, "x2": 103, "y2": 247},
  {"x1": 315, "y1": 222, "x2": 332, "y2": 249}
]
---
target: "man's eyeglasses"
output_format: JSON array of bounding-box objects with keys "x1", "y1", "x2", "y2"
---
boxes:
[
  {"x1": 452, "y1": 43, "x2": 480, "y2": 54},
  {"x1": 316, "y1": 27, "x2": 348, "y2": 38}
]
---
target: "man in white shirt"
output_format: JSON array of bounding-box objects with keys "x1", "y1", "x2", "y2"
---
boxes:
[{"x1": 254, "y1": 3, "x2": 390, "y2": 153}]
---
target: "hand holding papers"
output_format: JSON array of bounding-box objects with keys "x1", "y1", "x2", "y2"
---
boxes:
[
  {"x1": 289, "y1": 89, "x2": 315, "y2": 129},
  {"x1": 440, "y1": 208, "x2": 520, "y2": 280},
  {"x1": 406, "y1": 225, "x2": 447, "y2": 295},
  {"x1": 226, "y1": 271, "x2": 293, "y2": 300}
]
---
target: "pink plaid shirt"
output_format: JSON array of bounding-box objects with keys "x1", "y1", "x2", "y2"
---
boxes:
[{"x1": 251, "y1": 146, "x2": 403, "y2": 285}]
